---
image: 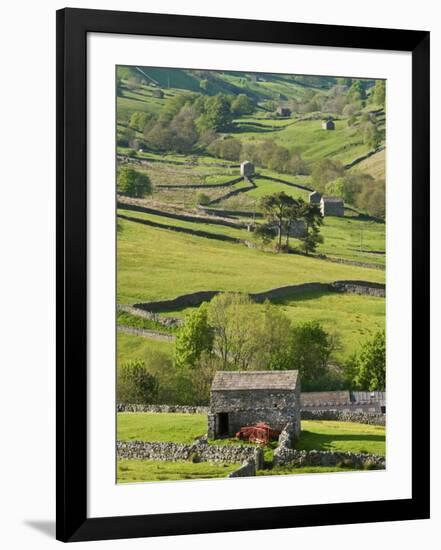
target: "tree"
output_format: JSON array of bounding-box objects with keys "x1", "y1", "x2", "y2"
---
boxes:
[
  {"x1": 129, "y1": 111, "x2": 153, "y2": 132},
  {"x1": 311, "y1": 158, "x2": 344, "y2": 192},
  {"x1": 350, "y1": 330, "x2": 386, "y2": 391},
  {"x1": 253, "y1": 223, "x2": 275, "y2": 248},
  {"x1": 117, "y1": 167, "x2": 152, "y2": 198},
  {"x1": 197, "y1": 93, "x2": 233, "y2": 132},
  {"x1": 207, "y1": 293, "x2": 258, "y2": 370},
  {"x1": 174, "y1": 303, "x2": 214, "y2": 370},
  {"x1": 259, "y1": 192, "x2": 297, "y2": 251},
  {"x1": 196, "y1": 192, "x2": 211, "y2": 206},
  {"x1": 372, "y1": 80, "x2": 386, "y2": 108},
  {"x1": 290, "y1": 321, "x2": 334, "y2": 390},
  {"x1": 117, "y1": 360, "x2": 159, "y2": 404},
  {"x1": 231, "y1": 94, "x2": 254, "y2": 116},
  {"x1": 295, "y1": 200, "x2": 324, "y2": 255}
]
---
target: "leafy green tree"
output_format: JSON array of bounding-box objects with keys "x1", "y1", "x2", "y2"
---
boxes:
[
  {"x1": 348, "y1": 80, "x2": 367, "y2": 101},
  {"x1": 350, "y1": 330, "x2": 386, "y2": 391},
  {"x1": 298, "y1": 201, "x2": 323, "y2": 255},
  {"x1": 198, "y1": 93, "x2": 233, "y2": 132},
  {"x1": 290, "y1": 321, "x2": 334, "y2": 390},
  {"x1": 117, "y1": 167, "x2": 152, "y2": 197},
  {"x1": 253, "y1": 223, "x2": 275, "y2": 248},
  {"x1": 129, "y1": 111, "x2": 153, "y2": 132},
  {"x1": 196, "y1": 192, "x2": 211, "y2": 206},
  {"x1": 174, "y1": 303, "x2": 214, "y2": 369},
  {"x1": 311, "y1": 158, "x2": 344, "y2": 192},
  {"x1": 231, "y1": 94, "x2": 254, "y2": 116},
  {"x1": 259, "y1": 192, "x2": 297, "y2": 251},
  {"x1": 117, "y1": 360, "x2": 159, "y2": 404},
  {"x1": 372, "y1": 80, "x2": 386, "y2": 107}
]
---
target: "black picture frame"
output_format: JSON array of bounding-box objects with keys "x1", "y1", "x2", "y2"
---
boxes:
[{"x1": 56, "y1": 7, "x2": 430, "y2": 542}]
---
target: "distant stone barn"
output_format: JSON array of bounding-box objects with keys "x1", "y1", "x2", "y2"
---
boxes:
[
  {"x1": 240, "y1": 160, "x2": 255, "y2": 178},
  {"x1": 309, "y1": 191, "x2": 322, "y2": 205},
  {"x1": 322, "y1": 119, "x2": 335, "y2": 130},
  {"x1": 320, "y1": 196, "x2": 344, "y2": 217},
  {"x1": 152, "y1": 89, "x2": 164, "y2": 98},
  {"x1": 277, "y1": 106, "x2": 291, "y2": 117},
  {"x1": 208, "y1": 370, "x2": 301, "y2": 439}
]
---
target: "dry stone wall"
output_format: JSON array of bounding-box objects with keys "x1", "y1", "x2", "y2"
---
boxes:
[
  {"x1": 301, "y1": 409, "x2": 385, "y2": 426},
  {"x1": 117, "y1": 439, "x2": 264, "y2": 467},
  {"x1": 132, "y1": 280, "x2": 385, "y2": 312},
  {"x1": 273, "y1": 448, "x2": 385, "y2": 469}
]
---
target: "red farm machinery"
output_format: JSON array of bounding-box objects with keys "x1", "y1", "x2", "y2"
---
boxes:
[{"x1": 235, "y1": 422, "x2": 280, "y2": 444}]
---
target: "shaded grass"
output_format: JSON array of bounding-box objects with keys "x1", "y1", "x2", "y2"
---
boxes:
[{"x1": 117, "y1": 459, "x2": 238, "y2": 482}]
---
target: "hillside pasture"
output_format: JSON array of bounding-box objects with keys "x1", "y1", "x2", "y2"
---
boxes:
[{"x1": 116, "y1": 218, "x2": 385, "y2": 304}]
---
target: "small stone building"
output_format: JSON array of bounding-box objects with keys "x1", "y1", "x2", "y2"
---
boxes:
[
  {"x1": 152, "y1": 89, "x2": 164, "y2": 98},
  {"x1": 208, "y1": 370, "x2": 301, "y2": 439},
  {"x1": 240, "y1": 160, "x2": 255, "y2": 178},
  {"x1": 309, "y1": 191, "x2": 322, "y2": 205},
  {"x1": 320, "y1": 196, "x2": 344, "y2": 217},
  {"x1": 322, "y1": 119, "x2": 335, "y2": 130},
  {"x1": 277, "y1": 106, "x2": 291, "y2": 117}
]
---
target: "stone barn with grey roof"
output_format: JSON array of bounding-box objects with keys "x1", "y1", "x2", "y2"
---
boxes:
[
  {"x1": 208, "y1": 370, "x2": 301, "y2": 440},
  {"x1": 320, "y1": 196, "x2": 344, "y2": 217}
]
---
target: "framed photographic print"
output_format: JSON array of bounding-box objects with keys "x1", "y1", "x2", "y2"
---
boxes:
[{"x1": 56, "y1": 8, "x2": 430, "y2": 542}]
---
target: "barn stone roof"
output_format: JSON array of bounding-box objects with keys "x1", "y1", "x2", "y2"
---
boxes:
[
  {"x1": 211, "y1": 370, "x2": 298, "y2": 391},
  {"x1": 321, "y1": 196, "x2": 344, "y2": 203}
]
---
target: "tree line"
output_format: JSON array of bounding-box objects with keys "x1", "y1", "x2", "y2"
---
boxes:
[{"x1": 117, "y1": 293, "x2": 385, "y2": 406}]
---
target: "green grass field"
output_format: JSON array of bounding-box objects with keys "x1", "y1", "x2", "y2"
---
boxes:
[
  {"x1": 257, "y1": 465, "x2": 367, "y2": 476},
  {"x1": 272, "y1": 290, "x2": 385, "y2": 360},
  {"x1": 233, "y1": 117, "x2": 370, "y2": 164},
  {"x1": 117, "y1": 219, "x2": 385, "y2": 304},
  {"x1": 117, "y1": 412, "x2": 207, "y2": 443},
  {"x1": 117, "y1": 413, "x2": 385, "y2": 457},
  {"x1": 117, "y1": 459, "x2": 239, "y2": 482},
  {"x1": 117, "y1": 332, "x2": 173, "y2": 366},
  {"x1": 297, "y1": 420, "x2": 385, "y2": 456}
]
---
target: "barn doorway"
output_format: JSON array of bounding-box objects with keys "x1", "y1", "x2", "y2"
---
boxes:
[{"x1": 217, "y1": 413, "x2": 229, "y2": 437}]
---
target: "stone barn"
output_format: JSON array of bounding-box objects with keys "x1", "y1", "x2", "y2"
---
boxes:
[
  {"x1": 322, "y1": 119, "x2": 335, "y2": 130},
  {"x1": 309, "y1": 191, "x2": 322, "y2": 205},
  {"x1": 320, "y1": 196, "x2": 344, "y2": 217},
  {"x1": 152, "y1": 89, "x2": 164, "y2": 98},
  {"x1": 240, "y1": 160, "x2": 255, "y2": 178},
  {"x1": 277, "y1": 106, "x2": 291, "y2": 117},
  {"x1": 208, "y1": 370, "x2": 301, "y2": 440}
]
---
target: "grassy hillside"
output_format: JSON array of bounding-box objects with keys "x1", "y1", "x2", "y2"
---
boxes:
[{"x1": 117, "y1": 218, "x2": 384, "y2": 304}]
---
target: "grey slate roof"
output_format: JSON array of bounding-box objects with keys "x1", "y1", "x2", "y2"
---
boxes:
[
  {"x1": 211, "y1": 370, "x2": 298, "y2": 391},
  {"x1": 321, "y1": 196, "x2": 344, "y2": 203}
]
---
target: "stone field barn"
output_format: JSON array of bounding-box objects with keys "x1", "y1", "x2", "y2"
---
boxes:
[{"x1": 208, "y1": 370, "x2": 301, "y2": 439}]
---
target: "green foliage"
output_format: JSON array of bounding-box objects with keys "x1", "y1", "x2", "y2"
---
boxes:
[
  {"x1": 253, "y1": 223, "x2": 276, "y2": 247},
  {"x1": 231, "y1": 93, "x2": 254, "y2": 116},
  {"x1": 196, "y1": 192, "x2": 211, "y2": 206},
  {"x1": 117, "y1": 166, "x2": 152, "y2": 197},
  {"x1": 117, "y1": 360, "x2": 159, "y2": 403},
  {"x1": 259, "y1": 192, "x2": 298, "y2": 250},
  {"x1": 174, "y1": 303, "x2": 214, "y2": 369},
  {"x1": 129, "y1": 111, "x2": 154, "y2": 132},
  {"x1": 297, "y1": 201, "x2": 324, "y2": 255},
  {"x1": 372, "y1": 80, "x2": 386, "y2": 107},
  {"x1": 208, "y1": 137, "x2": 242, "y2": 161},
  {"x1": 346, "y1": 330, "x2": 386, "y2": 391},
  {"x1": 289, "y1": 321, "x2": 334, "y2": 391},
  {"x1": 311, "y1": 158, "x2": 344, "y2": 192}
]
